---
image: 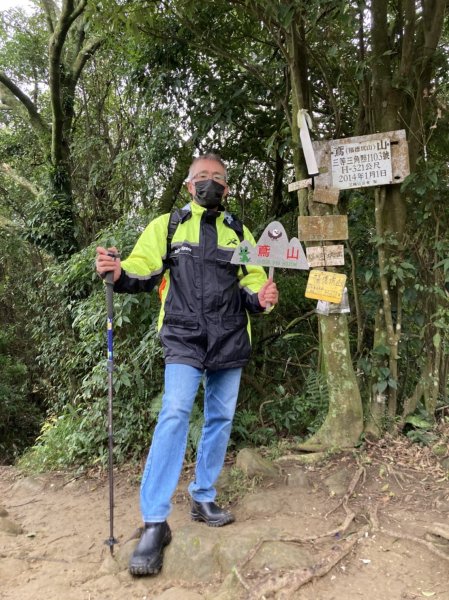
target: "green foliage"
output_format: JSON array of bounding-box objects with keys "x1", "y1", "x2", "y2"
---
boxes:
[
  {"x1": 20, "y1": 211, "x2": 167, "y2": 469},
  {"x1": 232, "y1": 409, "x2": 276, "y2": 447},
  {"x1": 1, "y1": 0, "x2": 448, "y2": 470},
  {"x1": 0, "y1": 329, "x2": 42, "y2": 463},
  {"x1": 403, "y1": 408, "x2": 438, "y2": 447},
  {"x1": 232, "y1": 371, "x2": 328, "y2": 447},
  {"x1": 216, "y1": 466, "x2": 261, "y2": 506},
  {"x1": 19, "y1": 390, "x2": 163, "y2": 472},
  {"x1": 0, "y1": 222, "x2": 45, "y2": 464},
  {"x1": 358, "y1": 344, "x2": 398, "y2": 396},
  {"x1": 18, "y1": 407, "x2": 86, "y2": 473}
]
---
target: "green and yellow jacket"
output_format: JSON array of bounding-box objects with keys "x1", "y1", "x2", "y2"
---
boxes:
[{"x1": 114, "y1": 201, "x2": 268, "y2": 370}]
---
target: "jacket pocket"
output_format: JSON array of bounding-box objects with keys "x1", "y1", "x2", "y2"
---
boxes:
[
  {"x1": 222, "y1": 314, "x2": 247, "y2": 330},
  {"x1": 164, "y1": 313, "x2": 198, "y2": 330}
]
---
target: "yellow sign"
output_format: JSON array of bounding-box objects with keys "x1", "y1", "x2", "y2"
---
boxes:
[{"x1": 305, "y1": 270, "x2": 347, "y2": 304}]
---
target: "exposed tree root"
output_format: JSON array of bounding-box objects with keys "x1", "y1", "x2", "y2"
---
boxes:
[
  {"x1": 238, "y1": 468, "x2": 366, "y2": 573},
  {"x1": 236, "y1": 528, "x2": 368, "y2": 599},
  {"x1": 325, "y1": 466, "x2": 365, "y2": 519},
  {"x1": 379, "y1": 527, "x2": 449, "y2": 562},
  {"x1": 426, "y1": 522, "x2": 449, "y2": 543},
  {"x1": 368, "y1": 502, "x2": 380, "y2": 531},
  {"x1": 274, "y1": 452, "x2": 327, "y2": 465},
  {"x1": 232, "y1": 460, "x2": 449, "y2": 599},
  {"x1": 234, "y1": 467, "x2": 369, "y2": 599}
]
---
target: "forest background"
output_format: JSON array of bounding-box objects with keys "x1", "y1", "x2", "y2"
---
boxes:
[{"x1": 1, "y1": 0, "x2": 448, "y2": 471}]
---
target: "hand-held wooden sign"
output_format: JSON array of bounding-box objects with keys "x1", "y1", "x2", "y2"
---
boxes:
[
  {"x1": 231, "y1": 221, "x2": 309, "y2": 272},
  {"x1": 231, "y1": 221, "x2": 309, "y2": 307}
]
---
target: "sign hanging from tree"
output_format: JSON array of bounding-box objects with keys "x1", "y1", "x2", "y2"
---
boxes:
[
  {"x1": 331, "y1": 138, "x2": 393, "y2": 189},
  {"x1": 305, "y1": 270, "x2": 347, "y2": 304}
]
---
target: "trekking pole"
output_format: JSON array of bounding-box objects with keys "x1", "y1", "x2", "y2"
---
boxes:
[{"x1": 104, "y1": 256, "x2": 119, "y2": 555}]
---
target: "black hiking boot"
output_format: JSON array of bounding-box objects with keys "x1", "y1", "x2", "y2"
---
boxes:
[
  {"x1": 191, "y1": 500, "x2": 235, "y2": 527},
  {"x1": 128, "y1": 521, "x2": 172, "y2": 576}
]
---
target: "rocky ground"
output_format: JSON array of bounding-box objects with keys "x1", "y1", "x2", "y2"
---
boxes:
[{"x1": 1, "y1": 435, "x2": 449, "y2": 600}]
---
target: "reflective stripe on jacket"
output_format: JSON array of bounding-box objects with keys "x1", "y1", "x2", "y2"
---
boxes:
[{"x1": 114, "y1": 201, "x2": 267, "y2": 370}]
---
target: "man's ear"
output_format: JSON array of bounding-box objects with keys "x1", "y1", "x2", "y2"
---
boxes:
[{"x1": 187, "y1": 180, "x2": 195, "y2": 196}]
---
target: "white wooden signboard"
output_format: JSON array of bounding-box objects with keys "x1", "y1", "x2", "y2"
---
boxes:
[
  {"x1": 331, "y1": 138, "x2": 393, "y2": 189},
  {"x1": 311, "y1": 130, "x2": 410, "y2": 191},
  {"x1": 306, "y1": 245, "x2": 344, "y2": 267}
]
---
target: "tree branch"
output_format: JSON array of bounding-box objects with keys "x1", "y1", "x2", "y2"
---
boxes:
[
  {"x1": 38, "y1": 0, "x2": 58, "y2": 33},
  {"x1": 164, "y1": 2, "x2": 282, "y2": 103},
  {"x1": 49, "y1": 0, "x2": 87, "y2": 163},
  {"x1": 422, "y1": 0, "x2": 446, "y2": 56},
  {"x1": 0, "y1": 163, "x2": 41, "y2": 197},
  {"x1": 399, "y1": 0, "x2": 416, "y2": 79},
  {"x1": 71, "y1": 38, "x2": 103, "y2": 88},
  {"x1": 0, "y1": 72, "x2": 50, "y2": 139}
]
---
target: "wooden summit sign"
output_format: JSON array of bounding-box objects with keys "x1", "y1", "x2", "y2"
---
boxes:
[
  {"x1": 311, "y1": 129, "x2": 410, "y2": 192},
  {"x1": 331, "y1": 138, "x2": 392, "y2": 189}
]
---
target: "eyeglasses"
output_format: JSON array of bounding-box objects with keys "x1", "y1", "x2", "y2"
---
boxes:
[{"x1": 191, "y1": 170, "x2": 227, "y2": 183}]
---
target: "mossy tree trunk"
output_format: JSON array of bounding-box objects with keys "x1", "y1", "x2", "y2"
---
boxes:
[
  {"x1": 301, "y1": 314, "x2": 364, "y2": 451},
  {"x1": 0, "y1": 0, "x2": 101, "y2": 258},
  {"x1": 287, "y1": 16, "x2": 364, "y2": 450},
  {"x1": 364, "y1": 0, "x2": 446, "y2": 429}
]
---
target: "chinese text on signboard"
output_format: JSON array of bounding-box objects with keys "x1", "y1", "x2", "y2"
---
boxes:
[
  {"x1": 305, "y1": 270, "x2": 347, "y2": 304},
  {"x1": 331, "y1": 139, "x2": 392, "y2": 189},
  {"x1": 231, "y1": 221, "x2": 309, "y2": 270}
]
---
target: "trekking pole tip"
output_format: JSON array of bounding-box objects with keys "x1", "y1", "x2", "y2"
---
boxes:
[{"x1": 105, "y1": 536, "x2": 119, "y2": 555}]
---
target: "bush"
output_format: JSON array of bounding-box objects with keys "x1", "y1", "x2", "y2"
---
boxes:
[
  {"x1": 23, "y1": 211, "x2": 167, "y2": 469},
  {"x1": 0, "y1": 329, "x2": 42, "y2": 463}
]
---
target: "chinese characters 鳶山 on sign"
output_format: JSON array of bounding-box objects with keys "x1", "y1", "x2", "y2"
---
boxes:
[
  {"x1": 230, "y1": 221, "x2": 309, "y2": 270},
  {"x1": 331, "y1": 138, "x2": 393, "y2": 189}
]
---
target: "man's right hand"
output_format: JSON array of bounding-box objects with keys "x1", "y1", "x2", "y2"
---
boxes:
[{"x1": 95, "y1": 246, "x2": 122, "y2": 282}]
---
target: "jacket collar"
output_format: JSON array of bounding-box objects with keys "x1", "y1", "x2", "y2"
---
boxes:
[{"x1": 189, "y1": 201, "x2": 227, "y2": 218}]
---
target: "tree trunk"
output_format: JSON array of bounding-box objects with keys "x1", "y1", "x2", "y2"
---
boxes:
[
  {"x1": 288, "y1": 16, "x2": 363, "y2": 450},
  {"x1": 367, "y1": 0, "x2": 446, "y2": 424},
  {"x1": 158, "y1": 137, "x2": 195, "y2": 215},
  {"x1": 364, "y1": 309, "x2": 388, "y2": 436},
  {"x1": 298, "y1": 314, "x2": 363, "y2": 451}
]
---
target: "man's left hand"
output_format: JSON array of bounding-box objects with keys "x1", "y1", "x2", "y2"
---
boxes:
[{"x1": 258, "y1": 279, "x2": 279, "y2": 309}]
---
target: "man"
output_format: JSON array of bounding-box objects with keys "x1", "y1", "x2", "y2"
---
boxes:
[{"x1": 95, "y1": 153, "x2": 278, "y2": 576}]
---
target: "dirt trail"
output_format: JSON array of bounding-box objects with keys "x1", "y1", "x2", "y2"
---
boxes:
[{"x1": 1, "y1": 437, "x2": 449, "y2": 600}]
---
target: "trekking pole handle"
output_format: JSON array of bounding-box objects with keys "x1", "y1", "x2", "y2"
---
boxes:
[
  {"x1": 102, "y1": 251, "x2": 119, "y2": 319},
  {"x1": 99, "y1": 251, "x2": 120, "y2": 285}
]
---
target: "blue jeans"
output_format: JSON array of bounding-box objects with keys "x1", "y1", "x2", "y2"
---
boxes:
[{"x1": 140, "y1": 364, "x2": 242, "y2": 522}]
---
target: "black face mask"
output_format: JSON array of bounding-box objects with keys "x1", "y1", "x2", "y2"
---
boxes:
[{"x1": 194, "y1": 179, "x2": 226, "y2": 209}]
